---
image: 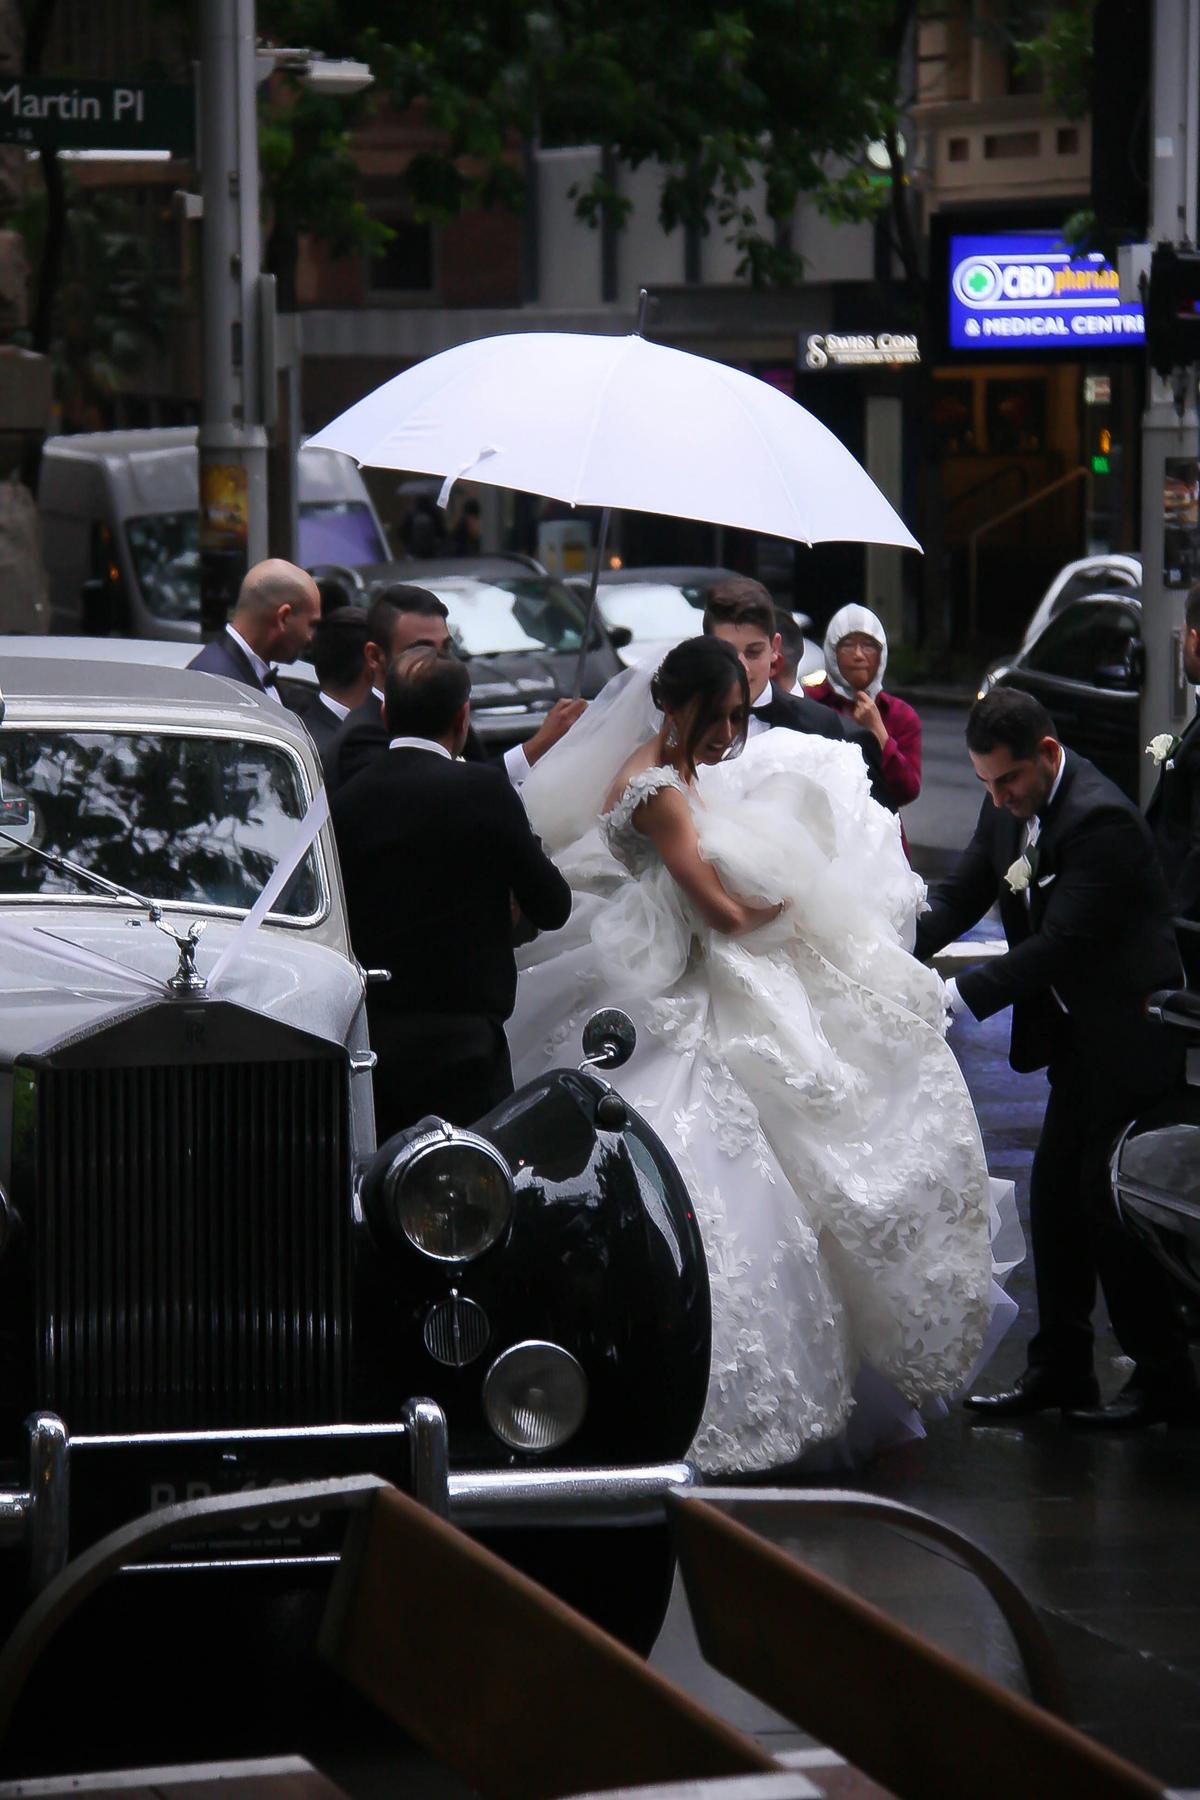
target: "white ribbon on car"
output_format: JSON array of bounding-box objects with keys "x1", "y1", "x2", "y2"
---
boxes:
[
  {"x1": 437, "y1": 444, "x2": 498, "y2": 511},
  {"x1": 205, "y1": 785, "x2": 331, "y2": 990}
]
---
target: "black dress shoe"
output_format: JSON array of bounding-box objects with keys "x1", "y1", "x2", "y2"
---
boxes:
[
  {"x1": 963, "y1": 1369, "x2": 1100, "y2": 1419},
  {"x1": 1065, "y1": 1388, "x2": 1200, "y2": 1429}
]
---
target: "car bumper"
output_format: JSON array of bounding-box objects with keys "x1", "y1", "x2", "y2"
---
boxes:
[{"x1": 0, "y1": 1409, "x2": 696, "y2": 1592}]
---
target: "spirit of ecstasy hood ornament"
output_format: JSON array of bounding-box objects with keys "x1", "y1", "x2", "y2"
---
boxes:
[{"x1": 156, "y1": 918, "x2": 208, "y2": 993}]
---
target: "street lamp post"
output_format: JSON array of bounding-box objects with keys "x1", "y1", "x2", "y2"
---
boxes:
[{"x1": 196, "y1": 0, "x2": 269, "y2": 635}]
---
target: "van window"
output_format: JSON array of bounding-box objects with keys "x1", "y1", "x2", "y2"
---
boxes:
[
  {"x1": 125, "y1": 512, "x2": 201, "y2": 621},
  {"x1": 297, "y1": 502, "x2": 387, "y2": 568}
]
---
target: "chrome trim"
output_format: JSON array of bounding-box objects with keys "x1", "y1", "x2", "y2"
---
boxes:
[
  {"x1": 402, "y1": 1398, "x2": 450, "y2": 1518},
  {"x1": 447, "y1": 1461, "x2": 697, "y2": 1528},
  {"x1": 127, "y1": 1554, "x2": 343, "y2": 1573},
  {"x1": 0, "y1": 1413, "x2": 70, "y2": 1588},
  {"x1": 0, "y1": 721, "x2": 332, "y2": 930},
  {"x1": 350, "y1": 1051, "x2": 378, "y2": 1071}
]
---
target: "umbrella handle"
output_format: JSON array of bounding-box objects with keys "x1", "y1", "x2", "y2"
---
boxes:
[{"x1": 570, "y1": 505, "x2": 612, "y2": 701}]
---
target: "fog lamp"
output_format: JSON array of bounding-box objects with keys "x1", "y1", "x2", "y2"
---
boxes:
[
  {"x1": 383, "y1": 1128, "x2": 512, "y2": 1262},
  {"x1": 483, "y1": 1340, "x2": 588, "y2": 1452}
]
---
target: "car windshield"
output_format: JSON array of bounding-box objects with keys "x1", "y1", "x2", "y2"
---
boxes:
[
  {"x1": 0, "y1": 730, "x2": 321, "y2": 917},
  {"x1": 421, "y1": 576, "x2": 590, "y2": 656},
  {"x1": 596, "y1": 583, "x2": 706, "y2": 642},
  {"x1": 297, "y1": 501, "x2": 387, "y2": 568},
  {"x1": 125, "y1": 511, "x2": 201, "y2": 621}
]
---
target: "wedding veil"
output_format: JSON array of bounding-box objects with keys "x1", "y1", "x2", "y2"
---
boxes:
[{"x1": 520, "y1": 663, "x2": 661, "y2": 852}]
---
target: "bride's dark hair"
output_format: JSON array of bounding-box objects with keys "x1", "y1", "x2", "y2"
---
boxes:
[{"x1": 651, "y1": 635, "x2": 750, "y2": 772}]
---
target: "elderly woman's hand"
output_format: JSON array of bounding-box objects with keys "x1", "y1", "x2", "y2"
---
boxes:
[{"x1": 850, "y1": 691, "x2": 889, "y2": 748}]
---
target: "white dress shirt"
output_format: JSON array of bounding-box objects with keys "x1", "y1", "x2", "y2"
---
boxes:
[
  {"x1": 746, "y1": 687, "x2": 774, "y2": 741},
  {"x1": 319, "y1": 692, "x2": 350, "y2": 724},
  {"x1": 226, "y1": 624, "x2": 282, "y2": 703}
]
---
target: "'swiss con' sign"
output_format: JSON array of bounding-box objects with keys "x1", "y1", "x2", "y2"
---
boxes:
[{"x1": 948, "y1": 232, "x2": 1144, "y2": 352}]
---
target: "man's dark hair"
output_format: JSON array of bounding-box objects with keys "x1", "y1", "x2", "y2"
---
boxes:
[
  {"x1": 773, "y1": 609, "x2": 806, "y2": 680},
  {"x1": 1186, "y1": 583, "x2": 1200, "y2": 636},
  {"x1": 383, "y1": 644, "x2": 471, "y2": 740},
  {"x1": 651, "y1": 635, "x2": 749, "y2": 772},
  {"x1": 311, "y1": 606, "x2": 369, "y2": 689},
  {"x1": 966, "y1": 687, "x2": 1057, "y2": 760},
  {"x1": 702, "y1": 577, "x2": 776, "y2": 639},
  {"x1": 365, "y1": 583, "x2": 448, "y2": 653}
]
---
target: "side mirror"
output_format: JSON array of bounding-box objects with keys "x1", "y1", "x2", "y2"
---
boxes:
[
  {"x1": 81, "y1": 576, "x2": 120, "y2": 636},
  {"x1": 606, "y1": 624, "x2": 633, "y2": 651},
  {"x1": 580, "y1": 1008, "x2": 637, "y2": 1071},
  {"x1": 1093, "y1": 660, "x2": 1137, "y2": 691}
]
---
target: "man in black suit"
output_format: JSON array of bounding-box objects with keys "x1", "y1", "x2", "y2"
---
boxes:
[
  {"x1": 1146, "y1": 583, "x2": 1200, "y2": 984},
  {"x1": 702, "y1": 580, "x2": 895, "y2": 811},
  {"x1": 324, "y1": 584, "x2": 585, "y2": 794},
  {"x1": 188, "y1": 559, "x2": 320, "y2": 697},
  {"x1": 333, "y1": 645, "x2": 572, "y2": 1136},
  {"x1": 292, "y1": 607, "x2": 372, "y2": 759},
  {"x1": 916, "y1": 688, "x2": 1197, "y2": 1429}
]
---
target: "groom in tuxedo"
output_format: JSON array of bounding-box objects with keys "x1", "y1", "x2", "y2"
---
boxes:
[
  {"x1": 916, "y1": 688, "x2": 1197, "y2": 1428},
  {"x1": 189, "y1": 559, "x2": 321, "y2": 698},
  {"x1": 1146, "y1": 582, "x2": 1200, "y2": 984},
  {"x1": 702, "y1": 580, "x2": 894, "y2": 810}
]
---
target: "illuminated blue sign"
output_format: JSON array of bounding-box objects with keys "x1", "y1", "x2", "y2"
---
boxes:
[{"x1": 948, "y1": 232, "x2": 1144, "y2": 352}]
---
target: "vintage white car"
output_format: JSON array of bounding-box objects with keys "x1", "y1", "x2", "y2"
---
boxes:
[{"x1": 0, "y1": 656, "x2": 706, "y2": 1642}]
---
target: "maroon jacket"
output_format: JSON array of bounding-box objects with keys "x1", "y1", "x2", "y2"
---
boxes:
[{"x1": 804, "y1": 678, "x2": 922, "y2": 809}]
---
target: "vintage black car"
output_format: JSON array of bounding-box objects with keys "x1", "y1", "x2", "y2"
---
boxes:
[{"x1": 0, "y1": 657, "x2": 709, "y2": 1643}]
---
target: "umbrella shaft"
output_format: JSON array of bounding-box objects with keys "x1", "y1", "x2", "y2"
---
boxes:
[{"x1": 571, "y1": 506, "x2": 612, "y2": 701}]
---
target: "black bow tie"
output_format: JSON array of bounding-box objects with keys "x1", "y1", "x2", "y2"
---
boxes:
[
  {"x1": 753, "y1": 694, "x2": 786, "y2": 726},
  {"x1": 261, "y1": 666, "x2": 279, "y2": 690}
]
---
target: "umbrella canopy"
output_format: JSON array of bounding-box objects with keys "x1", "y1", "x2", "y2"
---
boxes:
[{"x1": 308, "y1": 330, "x2": 919, "y2": 552}]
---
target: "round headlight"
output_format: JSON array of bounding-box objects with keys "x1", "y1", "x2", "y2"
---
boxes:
[
  {"x1": 383, "y1": 1128, "x2": 513, "y2": 1262},
  {"x1": 483, "y1": 1340, "x2": 588, "y2": 1452}
]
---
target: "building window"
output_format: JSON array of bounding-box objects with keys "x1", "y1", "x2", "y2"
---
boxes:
[
  {"x1": 983, "y1": 131, "x2": 1041, "y2": 160},
  {"x1": 948, "y1": 137, "x2": 970, "y2": 163},
  {"x1": 367, "y1": 219, "x2": 435, "y2": 297},
  {"x1": 1057, "y1": 126, "x2": 1080, "y2": 155}
]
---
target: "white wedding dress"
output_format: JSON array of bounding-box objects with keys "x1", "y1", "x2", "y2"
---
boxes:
[{"x1": 511, "y1": 673, "x2": 1019, "y2": 1474}]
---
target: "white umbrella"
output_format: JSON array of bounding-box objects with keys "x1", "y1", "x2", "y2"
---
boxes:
[{"x1": 308, "y1": 327, "x2": 919, "y2": 553}]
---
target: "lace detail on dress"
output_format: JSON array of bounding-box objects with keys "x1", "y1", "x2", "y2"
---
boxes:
[{"x1": 600, "y1": 765, "x2": 688, "y2": 878}]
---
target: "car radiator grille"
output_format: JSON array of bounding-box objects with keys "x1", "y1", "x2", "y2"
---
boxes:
[{"x1": 34, "y1": 1058, "x2": 350, "y2": 1433}]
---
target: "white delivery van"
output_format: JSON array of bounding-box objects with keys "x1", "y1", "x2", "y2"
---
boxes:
[{"x1": 37, "y1": 428, "x2": 390, "y2": 640}]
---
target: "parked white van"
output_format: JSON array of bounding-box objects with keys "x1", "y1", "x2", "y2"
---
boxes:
[{"x1": 37, "y1": 428, "x2": 389, "y2": 640}]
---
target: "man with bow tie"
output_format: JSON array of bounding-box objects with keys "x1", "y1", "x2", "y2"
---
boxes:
[
  {"x1": 188, "y1": 559, "x2": 321, "y2": 699},
  {"x1": 1146, "y1": 584, "x2": 1200, "y2": 983},
  {"x1": 916, "y1": 688, "x2": 1197, "y2": 1430},
  {"x1": 702, "y1": 580, "x2": 893, "y2": 812}
]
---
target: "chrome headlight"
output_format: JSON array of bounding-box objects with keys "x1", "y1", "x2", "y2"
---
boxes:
[
  {"x1": 483, "y1": 1340, "x2": 588, "y2": 1452},
  {"x1": 382, "y1": 1125, "x2": 513, "y2": 1262}
]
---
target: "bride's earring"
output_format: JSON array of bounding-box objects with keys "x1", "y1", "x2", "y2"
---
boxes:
[{"x1": 664, "y1": 720, "x2": 679, "y2": 752}]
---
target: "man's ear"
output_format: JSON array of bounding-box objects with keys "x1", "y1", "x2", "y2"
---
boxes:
[
  {"x1": 768, "y1": 632, "x2": 785, "y2": 681},
  {"x1": 364, "y1": 640, "x2": 385, "y2": 679},
  {"x1": 454, "y1": 699, "x2": 471, "y2": 741}
]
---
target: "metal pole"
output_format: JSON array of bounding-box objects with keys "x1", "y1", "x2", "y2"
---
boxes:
[
  {"x1": 1139, "y1": 0, "x2": 1200, "y2": 805},
  {"x1": 569, "y1": 289, "x2": 651, "y2": 699},
  {"x1": 197, "y1": 0, "x2": 269, "y2": 635}
]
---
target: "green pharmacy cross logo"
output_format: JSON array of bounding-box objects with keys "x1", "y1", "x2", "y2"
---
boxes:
[{"x1": 966, "y1": 268, "x2": 991, "y2": 297}]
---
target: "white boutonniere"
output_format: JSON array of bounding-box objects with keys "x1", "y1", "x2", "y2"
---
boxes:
[
  {"x1": 1005, "y1": 854, "x2": 1032, "y2": 893},
  {"x1": 1146, "y1": 732, "x2": 1181, "y2": 766}
]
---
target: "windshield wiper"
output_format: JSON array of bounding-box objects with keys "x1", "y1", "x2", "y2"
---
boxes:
[{"x1": 0, "y1": 826, "x2": 164, "y2": 923}]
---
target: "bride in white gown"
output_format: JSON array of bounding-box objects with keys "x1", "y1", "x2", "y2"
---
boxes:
[{"x1": 509, "y1": 636, "x2": 1018, "y2": 1475}]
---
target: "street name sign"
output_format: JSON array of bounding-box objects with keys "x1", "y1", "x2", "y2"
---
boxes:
[{"x1": 0, "y1": 78, "x2": 194, "y2": 154}]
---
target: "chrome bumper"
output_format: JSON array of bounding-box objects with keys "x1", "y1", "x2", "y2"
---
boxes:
[{"x1": 0, "y1": 1406, "x2": 695, "y2": 1593}]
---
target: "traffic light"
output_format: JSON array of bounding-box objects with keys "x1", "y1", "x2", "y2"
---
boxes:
[{"x1": 1146, "y1": 243, "x2": 1200, "y2": 376}]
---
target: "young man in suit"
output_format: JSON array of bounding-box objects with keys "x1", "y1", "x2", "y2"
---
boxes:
[
  {"x1": 702, "y1": 580, "x2": 895, "y2": 812},
  {"x1": 916, "y1": 688, "x2": 1197, "y2": 1429},
  {"x1": 324, "y1": 584, "x2": 584, "y2": 794},
  {"x1": 1146, "y1": 582, "x2": 1200, "y2": 983},
  {"x1": 188, "y1": 559, "x2": 320, "y2": 696},
  {"x1": 332, "y1": 645, "x2": 572, "y2": 1137}
]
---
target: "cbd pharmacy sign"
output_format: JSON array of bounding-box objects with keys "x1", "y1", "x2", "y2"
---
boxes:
[
  {"x1": 948, "y1": 231, "x2": 1144, "y2": 353},
  {"x1": 0, "y1": 78, "x2": 194, "y2": 155}
]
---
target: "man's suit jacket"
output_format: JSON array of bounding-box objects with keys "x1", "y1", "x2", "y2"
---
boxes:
[
  {"x1": 332, "y1": 747, "x2": 572, "y2": 1027},
  {"x1": 188, "y1": 630, "x2": 274, "y2": 695},
  {"x1": 755, "y1": 684, "x2": 896, "y2": 813},
  {"x1": 293, "y1": 691, "x2": 346, "y2": 760},
  {"x1": 915, "y1": 751, "x2": 1182, "y2": 1092},
  {"x1": 1146, "y1": 701, "x2": 1200, "y2": 919}
]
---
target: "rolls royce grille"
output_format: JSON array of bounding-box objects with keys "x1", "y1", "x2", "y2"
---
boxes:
[{"x1": 33, "y1": 1057, "x2": 350, "y2": 1433}]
